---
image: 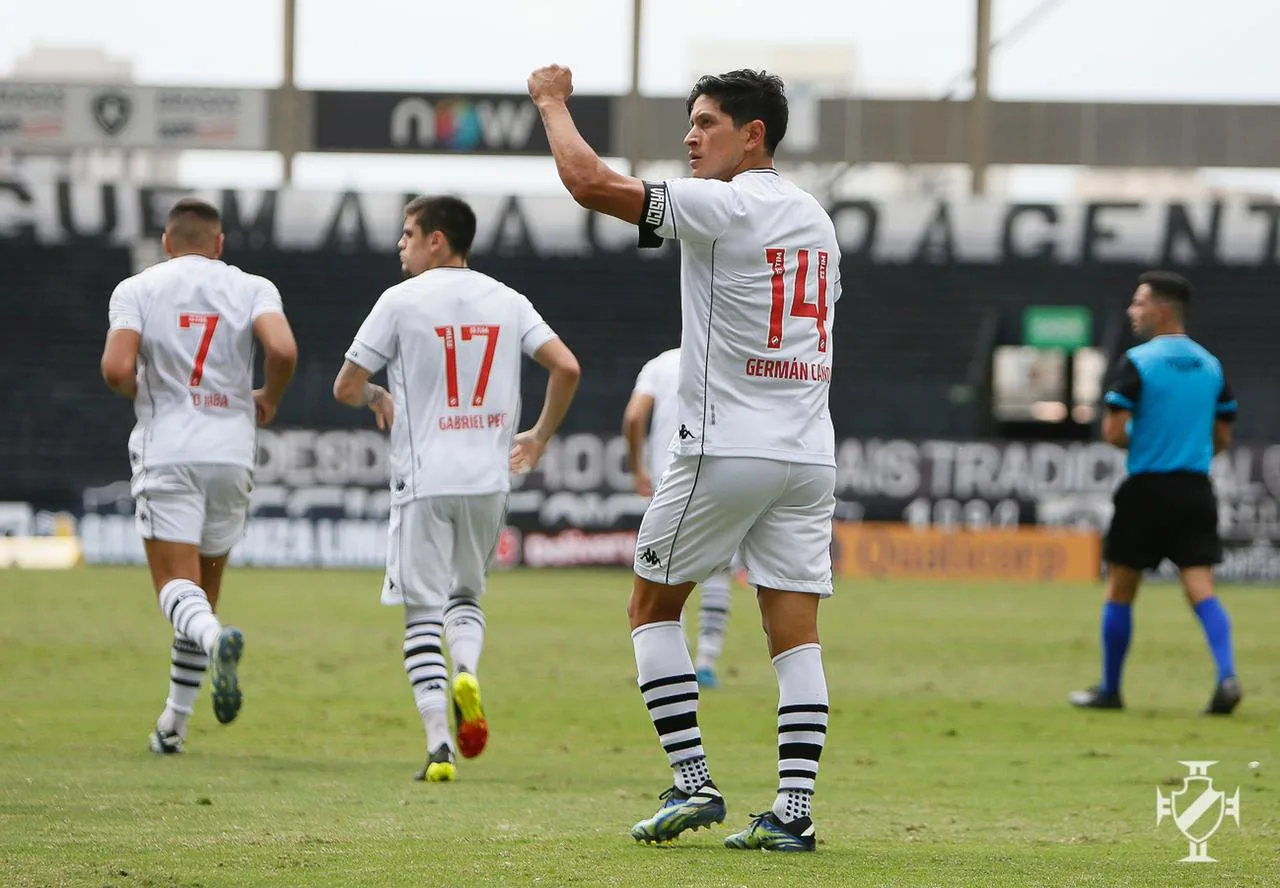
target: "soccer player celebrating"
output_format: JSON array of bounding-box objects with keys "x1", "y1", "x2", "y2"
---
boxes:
[
  {"x1": 531, "y1": 65, "x2": 840, "y2": 851},
  {"x1": 101, "y1": 197, "x2": 298, "y2": 753},
  {"x1": 334, "y1": 196, "x2": 580, "y2": 781}
]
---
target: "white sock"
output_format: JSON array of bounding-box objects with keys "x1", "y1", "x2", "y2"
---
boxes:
[
  {"x1": 771, "y1": 643, "x2": 828, "y2": 823},
  {"x1": 403, "y1": 607, "x2": 450, "y2": 752},
  {"x1": 157, "y1": 579, "x2": 221, "y2": 657},
  {"x1": 696, "y1": 571, "x2": 731, "y2": 672},
  {"x1": 444, "y1": 598, "x2": 485, "y2": 677},
  {"x1": 633, "y1": 621, "x2": 710, "y2": 792},
  {"x1": 157, "y1": 634, "x2": 207, "y2": 737}
]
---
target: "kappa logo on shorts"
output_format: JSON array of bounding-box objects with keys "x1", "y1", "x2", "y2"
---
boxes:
[
  {"x1": 639, "y1": 547, "x2": 661, "y2": 567},
  {"x1": 678, "y1": 424, "x2": 695, "y2": 440}
]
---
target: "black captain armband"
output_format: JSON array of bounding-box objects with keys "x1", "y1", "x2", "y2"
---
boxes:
[{"x1": 637, "y1": 181, "x2": 667, "y2": 249}]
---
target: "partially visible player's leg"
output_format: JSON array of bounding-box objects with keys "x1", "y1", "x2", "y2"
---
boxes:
[
  {"x1": 196, "y1": 466, "x2": 252, "y2": 727},
  {"x1": 149, "y1": 551, "x2": 226, "y2": 753},
  {"x1": 384, "y1": 498, "x2": 458, "y2": 777},
  {"x1": 724, "y1": 463, "x2": 832, "y2": 853},
  {"x1": 694, "y1": 569, "x2": 731, "y2": 687},
  {"x1": 1171, "y1": 476, "x2": 1241, "y2": 714},
  {"x1": 1183, "y1": 567, "x2": 1241, "y2": 713},
  {"x1": 628, "y1": 456, "x2": 767, "y2": 843},
  {"x1": 443, "y1": 493, "x2": 506, "y2": 760},
  {"x1": 1071, "y1": 477, "x2": 1152, "y2": 711},
  {"x1": 402, "y1": 606, "x2": 453, "y2": 781},
  {"x1": 1070, "y1": 564, "x2": 1139, "y2": 710}
]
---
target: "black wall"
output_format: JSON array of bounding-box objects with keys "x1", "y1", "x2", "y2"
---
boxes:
[{"x1": 3, "y1": 242, "x2": 1276, "y2": 502}]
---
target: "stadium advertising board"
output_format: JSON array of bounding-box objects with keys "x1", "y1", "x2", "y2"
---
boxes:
[
  {"x1": 72, "y1": 429, "x2": 646, "y2": 570},
  {"x1": 312, "y1": 91, "x2": 614, "y2": 155},
  {"x1": 4, "y1": 178, "x2": 1280, "y2": 265},
  {"x1": 831, "y1": 522, "x2": 1101, "y2": 582},
  {"x1": 0, "y1": 84, "x2": 267, "y2": 150},
  {"x1": 8, "y1": 434, "x2": 1278, "y2": 579}
]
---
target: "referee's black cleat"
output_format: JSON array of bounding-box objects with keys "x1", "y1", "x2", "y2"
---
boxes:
[
  {"x1": 1204, "y1": 676, "x2": 1243, "y2": 715},
  {"x1": 1068, "y1": 685, "x2": 1124, "y2": 710}
]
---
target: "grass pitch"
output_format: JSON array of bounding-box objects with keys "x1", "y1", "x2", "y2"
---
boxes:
[{"x1": 2, "y1": 567, "x2": 1277, "y2": 887}]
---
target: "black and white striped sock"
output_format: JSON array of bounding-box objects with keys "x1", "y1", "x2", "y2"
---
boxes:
[
  {"x1": 633, "y1": 621, "x2": 711, "y2": 794},
  {"x1": 404, "y1": 607, "x2": 449, "y2": 751},
  {"x1": 695, "y1": 571, "x2": 731, "y2": 672},
  {"x1": 157, "y1": 634, "x2": 207, "y2": 737},
  {"x1": 772, "y1": 643, "x2": 828, "y2": 823},
  {"x1": 157, "y1": 579, "x2": 221, "y2": 657}
]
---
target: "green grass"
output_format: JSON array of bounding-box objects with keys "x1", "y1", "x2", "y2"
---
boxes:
[{"x1": 2, "y1": 567, "x2": 1278, "y2": 887}]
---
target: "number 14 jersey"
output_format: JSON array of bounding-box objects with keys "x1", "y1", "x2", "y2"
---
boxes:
[
  {"x1": 345, "y1": 267, "x2": 557, "y2": 503},
  {"x1": 108, "y1": 255, "x2": 285, "y2": 473},
  {"x1": 647, "y1": 168, "x2": 841, "y2": 467}
]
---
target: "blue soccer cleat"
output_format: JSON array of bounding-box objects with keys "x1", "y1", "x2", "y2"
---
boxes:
[
  {"x1": 631, "y1": 781, "x2": 726, "y2": 843},
  {"x1": 695, "y1": 667, "x2": 718, "y2": 689},
  {"x1": 209, "y1": 627, "x2": 244, "y2": 725},
  {"x1": 724, "y1": 811, "x2": 816, "y2": 852}
]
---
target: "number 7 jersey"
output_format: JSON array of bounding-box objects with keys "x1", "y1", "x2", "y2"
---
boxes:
[
  {"x1": 644, "y1": 168, "x2": 842, "y2": 466},
  {"x1": 108, "y1": 254, "x2": 285, "y2": 472},
  {"x1": 344, "y1": 267, "x2": 557, "y2": 502}
]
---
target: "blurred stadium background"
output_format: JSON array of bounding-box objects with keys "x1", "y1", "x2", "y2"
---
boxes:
[
  {"x1": 2, "y1": 0, "x2": 1277, "y2": 579},
  {"x1": 2, "y1": 2, "x2": 1279, "y2": 884}
]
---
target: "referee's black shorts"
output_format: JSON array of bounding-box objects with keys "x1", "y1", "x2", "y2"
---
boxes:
[{"x1": 1104, "y1": 471, "x2": 1222, "y2": 570}]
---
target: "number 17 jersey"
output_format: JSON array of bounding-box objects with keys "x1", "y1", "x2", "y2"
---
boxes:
[
  {"x1": 344, "y1": 267, "x2": 557, "y2": 503},
  {"x1": 645, "y1": 168, "x2": 842, "y2": 467}
]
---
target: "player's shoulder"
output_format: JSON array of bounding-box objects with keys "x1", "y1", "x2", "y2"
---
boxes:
[
  {"x1": 218, "y1": 262, "x2": 280, "y2": 296},
  {"x1": 654, "y1": 347, "x2": 681, "y2": 369}
]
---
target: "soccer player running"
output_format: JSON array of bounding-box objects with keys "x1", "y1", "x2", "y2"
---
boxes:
[
  {"x1": 101, "y1": 197, "x2": 298, "y2": 754},
  {"x1": 624, "y1": 346, "x2": 735, "y2": 689},
  {"x1": 531, "y1": 65, "x2": 839, "y2": 852},
  {"x1": 333, "y1": 196, "x2": 580, "y2": 781},
  {"x1": 1070, "y1": 271, "x2": 1242, "y2": 715}
]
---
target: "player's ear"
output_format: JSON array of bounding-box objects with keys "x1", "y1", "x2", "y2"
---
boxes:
[
  {"x1": 743, "y1": 119, "x2": 765, "y2": 153},
  {"x1": 161, "y1": 231, "x2": 173, "y2": 257},
  {"x1": 214, "y1": 232, "x2": 225, "y2": 258}
]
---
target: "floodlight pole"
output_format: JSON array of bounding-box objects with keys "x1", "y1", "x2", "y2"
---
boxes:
[
  {"x1": 626, "y1": 0, "x2": 643, "y2": 175},
  {"x1": 968, "y1": 0, "x2": 992, "y2": 195},
  {"x1": 281, "y1": 0, "x2": 298, "y2": 184}
]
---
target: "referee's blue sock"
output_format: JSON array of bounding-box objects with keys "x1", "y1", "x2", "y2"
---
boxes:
[
  {"x1": 1100, "y1": 602, "x2": 1132, "y2": 695},
  {"x1": 1193, "y1": 597, "x2": 1236, "y2": 683}
]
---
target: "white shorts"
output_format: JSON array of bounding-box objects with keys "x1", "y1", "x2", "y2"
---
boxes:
[
  {"x1": 132, "y1": 463, "x2": 253, "y2": 556},
  {"x1": 382, "y1": 493, "x2": 508, "y2": 609},
  {"x1": 634, "y1": 455, "x2": 836, "y2": 596}
]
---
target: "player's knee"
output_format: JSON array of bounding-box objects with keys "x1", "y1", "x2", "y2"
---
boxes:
[{"x1": 628, "y1": 578, "x2": 688, "y2": 629}]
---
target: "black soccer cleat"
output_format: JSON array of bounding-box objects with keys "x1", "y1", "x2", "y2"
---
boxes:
[
  {"x1": 1204, "y1": 676, "x2": 1243, "y2": 716},
  {"x1": 1068, "y1": 685, "x2": 1123, "y2": 710}
]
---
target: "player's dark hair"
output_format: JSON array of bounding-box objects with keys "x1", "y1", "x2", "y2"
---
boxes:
[
  {"x1": 1138, "y1": 270, "x2": 1192, "y2": 318},
  {"x1": 404, "y1": 195, "x2": 477, "y2": 258},
  {"x1": 165, "y1": 197, "x2": 222, "y2": 247},
  {"x1": 686, "y1": 69, "x2": 789, "y2": 156}
]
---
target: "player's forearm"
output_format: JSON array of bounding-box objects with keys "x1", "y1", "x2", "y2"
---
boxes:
[
  {"x1": 535, "y1": 99, "x2": 609, "y2": 203},
  {"x1": 105, "y1": 374, "x2": 138, "y2": 400},
  {"x1": 334, "y1": 381, "x2": 387, "y2": 409},
  {"x1": 623, "y1": 423, "x2": 646, "y2": 475},
  {"x1": 261, "y1": 350, "x2": 297, "y2": 406},
  {"x1": 530, "y1": 366, "x2": 581, "y2": 444}
]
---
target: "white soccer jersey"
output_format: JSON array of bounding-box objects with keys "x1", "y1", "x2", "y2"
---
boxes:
[
  {"x1": 632, "y1": 347, "x2": 681, "y2": 481},
  {"x1": 344, "y1": 266, "x2": 557, "y2": 503},
  {"x1": 108, "y1": 255, "x2": 284, "y2": 472},
  {"x1": 642, "y1": 169, "x2": 841, "y2": 467}
]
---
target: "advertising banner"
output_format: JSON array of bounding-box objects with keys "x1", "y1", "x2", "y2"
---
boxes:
[
  {"x1": 313, "y1": 91, "x2": 613, "y2": 155},
  {"x1": 0, "y1": 83, "x2": 268, "y2": 150}
]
